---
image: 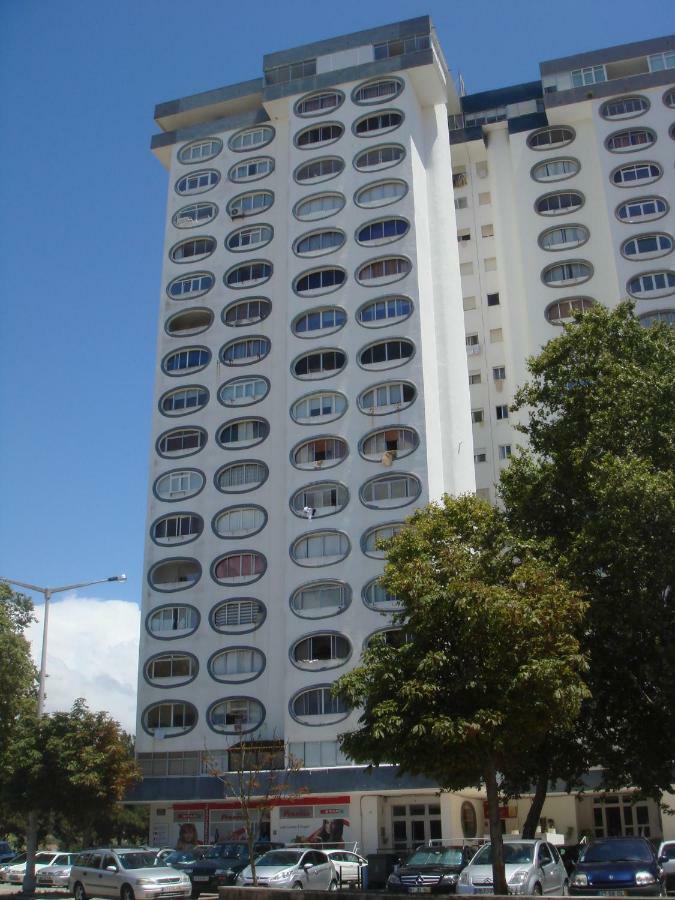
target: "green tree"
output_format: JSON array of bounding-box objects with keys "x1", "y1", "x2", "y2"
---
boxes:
[
  {"x1": 500, "y1": 302, "x2": 675, "y2": 820},
  {"x1": 334, "y1": 495, "x2": 588, "y2": 895}
]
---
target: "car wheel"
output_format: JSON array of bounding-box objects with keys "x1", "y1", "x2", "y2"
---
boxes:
[
  {"x1": 74, "y1": 882, "x2": 87, "y2": 900},
  {"x1": 532, "y1": 884, "x2": 542, "y2": 896},
  {"x1": 292, "y1": 882, "x2": 303, "y2": 890},
  {"x1": 329, "y1": 880, "x2": 338, "y2": 891},
  {"x1": 121, "y1": 884, "x2": 135, "y2": 900}
]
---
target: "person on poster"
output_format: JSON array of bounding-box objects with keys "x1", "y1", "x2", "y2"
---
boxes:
[{"x1": 176, "y1": 822, "x2": 199, "y2": 851}]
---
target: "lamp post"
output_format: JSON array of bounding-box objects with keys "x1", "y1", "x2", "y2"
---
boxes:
[{"x1": 0, "y1": 574, "x2": 127, "y2": 895}]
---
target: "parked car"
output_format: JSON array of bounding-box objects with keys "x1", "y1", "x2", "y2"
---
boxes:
[
  {"x1": 457, "y1": 838, "x2": 568, "y2": 895},
  {"x1": 324, "y1": 849, "x2": 368, "y2": 886},
  {"x1": 0, "y1": 843, "x2": 16, "y2": 865},
  {"x1": 8, "y1": 851, "x2": 75, "y2": 884},
  {"x1": 388, "y1": 845, "x2": 475, "y2": 894},
  {"x1": 236, "y1": 847, "x2": 337, "y2": 890},
  {"x1": 558, "y1": 844, "x2": 582, "y2": 876},
  {"x1": 570, "y1": 836, "x2": 666, "y2": 897},
  {"x1": 68, "y1": 848, "x2": 192, "y2": 900},
  {"x1": 0, "y1": 853, "x2": 26, "y2": 882},
  {"x1": 37, "y1": 856, "x2": 78, "y2": 889},
  {"x1": 189, "y1": 841, "x2": 283, "y2": 895},
  {"x1": 154, "y1": 849, "x2": 176, "y2": 864},
  {"x1": 658, "y1": 841, "x2": 675, "y2": 895},
  {"x1": 156, "y1": 850, "x2": 201, "y2": 875}
]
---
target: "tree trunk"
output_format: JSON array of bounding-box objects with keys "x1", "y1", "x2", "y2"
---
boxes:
[
  {"x1": 485, "y1": 761, "x2": 508, "y2": 896},
  {"x1": 522, "y1": 771, "x2": 549, "y2": 839}
]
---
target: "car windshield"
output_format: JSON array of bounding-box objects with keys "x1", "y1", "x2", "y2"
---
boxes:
[
  {"x1": 36, "y1": 853, "x2": 57, "y2": 863},
  {"x1": 117, "y1": 853, "x2": 158, "y2": 870},
  {"x1": 205, "y1": 844, "x2": 246, "y2": 860},
  {"x1": 158, "y1": 851, "x2": 196, "y2": 865},
  {"x1": 581, "y1": 841, "x2": 652, "y2": 863},
  {"x1": 406, "y1": 849, "x2": 465, "y2": 866},
  {"x1": 9, "y1": 855, "x2": 27, "y2": 865},
  {"x1": 256, "y1": 850, "x2": 303, "y2": 867},
  {"x1": 472, "y1": 843, "x2": 534, "y2": 865}
]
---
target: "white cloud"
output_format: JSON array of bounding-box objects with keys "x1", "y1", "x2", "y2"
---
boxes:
[{"x1": 26, "y1": 595, "x2": 140, "y2": 733}]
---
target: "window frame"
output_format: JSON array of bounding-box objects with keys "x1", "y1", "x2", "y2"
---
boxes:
[
  {"x1": 210, "y1": 597, "x2": 267, "y2": 634},
  {"x1": 600, "y1": 95, "x2": 650, "y2": 120},
  {"x1": 354, "y1": 179, "x2": 408, "y2": 209},
  {"x1": 357, "y1": 380, "x2": 416, "y2": 415},
  {"x1": 544, "y1": 296, "x2": 595, "y2": 326},
  {"x1": 352, "y1": 77, "x2": 405, "y2": 106},
  {"x1": 359, "y1": 472, "x2": 422, "y2": 509},
  {"x1": 156, "y1": 427, "x2": 207, "y2": 459},
  {"x1": 293, "y1": 266, "x2": 347, "y2": 297},
  {"x1": 626, "y1": 270, "x2": 675, "y2": 299},
  {"x1": 292, "y1": 306, "x2": 347, "y2": 338},
  {"x1": 211, "y1": 551, "x2": 267, "y2": 586},
  {"x1": 535, "y1": 190, "x2": 585, "y2": 216},
  {"x1": 144, "y1": 651, "x2": 199, "y2": 687},
  {"x1": 218, "y1": 375, "x2": 270, "y2": 408},
  {"x1": 538, "y1": 224, "x2": 590, "y2": 252},
  {"x1": 362, "y1": 577, "x2": 402, "y2": 612},
  {"x1": 207, "y1": 697, "x2": 265, "y2": 735},
  {"x1": 527, "y1": 126, "x2": 575, "y2": 150},
  {"x1": 353, "y1": 109, "x2": 405, "y2": 138},
  {"x1": 290, "y1": 530, "x2": 351, "y2": 567},
  {"x1": 360, "y1": 522, "x2": 404, "y2": 558},
  {"x1": 208, "y1": 646, "x2": 266, "y2": 684},
  {"x1": 213, "y1": 504, "x2": 268, "y2": 540},
  {"x1": 225, "y1": 223, "x2": 274, "y2": 253},
  {"x1": 159, "y1": 385, "x2": 209, "y2": 417},
  {"x1": 356, "y1": 295, "x2": 414, "y2": 328},
  {"x1": 172, "y1": 202, "x2": 218, "y2": 229},
  {"x1": 530, "y1": 157, "x2": 580, "y2": 183},
  {"x1": 169, "y1": 236, "x2": 217, "y2": 264},
  {"x1": 291, "y1": 348, "x2": 347, "y2": 381},
  {"x1": 605, "y1": 128, "x2": 657, "y2": 153},
  {"x1": 357, "y1": 337, "x2": 415, "y2": 369},
  {"x1": 610, "y1": 162, "x2": 662, "y2": 188},
  {"x1": 289, "y1": 480, "x2": 350, "y2": 519},
  {"x1": 289, "y1": 685, "x2": 350, "y2": 725},
  {"x1": 615, "y1": 196, "x2": 669, "y2": 224},
  {"x1": 294, "y1": 122, "x2": 345, "y2": 150},
  {"x1": 142, "y1": 701, "x2": 198, "y2": 737},
  {"x1": 294, "y1": 90, "x2": 345, "y2": 118},
  {"x1": 146, "y1": 604, "x2": 200, "y2": 640},
  {"x1": 620, "y1": 233, "x2": 673, "y2": 261},
  {"x1": 290, "y1": 632, "x2": 352, "y2": 671},
  {"x1": 228, "y1": 126, "x2": 275, "y2": 153},
  {"x1": 166, "y1": 271, "x2": 215, "y2": 301},
  {"x1": 290, "y1": 390, "x2": 348, "y2": 425},
  {"x1": 353, "y1": 143, "x2": 406, "y2": 173},
  {"x1": 214, "y1": 460, "x2": 269, "y2": 494},
  {"x1": 359, "y1": 425, "x2": 419, "y2": 462},
  {"x1": 294, "y1": 191, "x2": 346, "y2": 222},
  {"x1": 290, "y1": 580, "x2": 351, "y2": 619},
  {"x1": 290, "y1": 435, "x2": 349, "y2": 470},
  {"x1": 151, "y1": 512, "x2": 203, "y2": 547},
  {"x1": 153, "y1": 468, "x2": 206, "y2": 503},
  {"x1": 217, "y1": 417, "x2": 269, "y2": 450},
  {"x1": 148, "y1": 557, "x2": 202, "y2": 592},
  {"x1": 178, "y1": 138, "x2": 223, "y2": 165},
  {"x1": 162, "y1": 346, "x2": 210, "y2": 376},
  {"x1": 222, "y1": 297, "x2": 272, "y2": 327},
  {"x1": 541, "y1": 260, "x2": 594, "y2": 287},
  {"x1": 356, "y1": 216, "x2": 410, "y2": 247},
  {"x1": 175, "y1": 169, "x2": 220, "y2": 196},
  {"x1": 227, "y1": 156, "x2": 275, "y2": 184},
  {"x1": 165, "y1": 307, "x2": 214, "y2": 338},
  {"x1": 220, "y1": 336, "x2": 271, "y2": 367},
  {"x1": 293, "y1": 228, "x2": 346, "y2": 258},
  {"x1": 227, "y1": 190, "x2": 274, "y2": 218}
]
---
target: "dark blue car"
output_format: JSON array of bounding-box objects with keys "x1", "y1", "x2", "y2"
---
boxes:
[{"x1": 570, "y1": 837, "x2": 665, "y2": 897}]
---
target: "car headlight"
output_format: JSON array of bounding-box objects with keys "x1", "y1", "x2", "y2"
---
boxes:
[
  {"x1": 387, "y1": 873, "x2": 401, "y2": 884},
  {"x1": 508, "y1": 870, "x2": 528, "y2": 885},
  {"x1": 441, "y1": 874, "x2": 459, "y2": 882},
  {"x1": 635, "y1": 871, "x2": 656, "y2": 886},
  {"x1": 572, "y1": 873, "x2": 588, "y2": 887},
  {"x1": 136, "y1": 878, "x2": 156, "y2": 885},
  {"x1": 214, "y1": 869, "x2": 227, "y2": 875},
  {"x1": 269, "y1": 869, "x2": 292, "y2": 882},
  {"x1": 459, "y1": 872, "x2": 470, "y2": 885}
]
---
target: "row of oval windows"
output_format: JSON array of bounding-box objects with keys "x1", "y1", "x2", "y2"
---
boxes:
[
  {"x1": 170, "y1": 219, "x2": 410, "y2": 259},
  {"x1": 525, "y1": 112, "x2": 674, "y2": 152},
  {"x1": 147, "y1": 523, "x2": 404, "y2": 592},
  {"x1": 147, "y1": 581, "x2": 400, "y2": 641},
  {"x1": 142, "y1": 687, "x2": 352, "y2": 737},
  {"x1": 163, "y1": 296, "x2": 413, "y2": 343},
  {"x1": 544, "y1": 299, "x2": 675, "y2": 328},
  {"x1": 157, "y1": 420, "x2": 417, "y2": 463},
  {"x1": 530, "y1": 156, "x2": 668, "y2": 188},
  {"x1": 161, "y1": 339, "x2": 414, "y2": 383},
  {"x1": 150, "y1": 475, "x2": 421, "y2": 548},
  {"x1": 540, "y1": 258, "x2": 674, "y2": 294}
]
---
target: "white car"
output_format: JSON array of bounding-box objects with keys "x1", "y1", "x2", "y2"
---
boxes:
[
  {"x1": 237, "y1": 848, "x2": 338, "y2": 890},
  {"x1": 658, "y1": 841, "x2": 675, "y2": 895},
  {"x1": 457, "y1": 839, "x2": 568, "y2": 895},
  {"x1": 0, "y1": 854, "x2": 26, "y2": 883},
  {"x1": 8, "y1": 851, "x2": 75, "y2": 884},
  {"x1": 324, "y1": 850, "x2": 368, "y2": 885},
  {"x1": 68, "y1": 848, "x2": 192, "y2": 900},
  {"x1": 37, "y1": 857, "x2": 77, "y2": 888}
]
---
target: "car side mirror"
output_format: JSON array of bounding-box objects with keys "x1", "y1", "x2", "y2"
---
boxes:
[
  {"x1": 659, "y1": 855, "x2": 667, "y2": 864},
  {"x1": 106, "y1": 866, "x2": 117, "y2": 872}
]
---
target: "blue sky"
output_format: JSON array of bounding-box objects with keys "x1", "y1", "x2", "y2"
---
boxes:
[{"x1": 1, "y1": 0, "x2": 673, "y2": 721}]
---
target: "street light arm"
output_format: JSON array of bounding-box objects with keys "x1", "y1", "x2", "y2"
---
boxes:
[{"x1": 1, "y1": 575, "x2": 127, "y2": 596}]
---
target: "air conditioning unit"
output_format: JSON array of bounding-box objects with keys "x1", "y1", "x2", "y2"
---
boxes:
[{"x1": 230, "y1": 207, "x2": 243, "y2": 218}]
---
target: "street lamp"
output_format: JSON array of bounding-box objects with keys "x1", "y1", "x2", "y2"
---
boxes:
[{"x1": 0, "y1": 573, "x2": 127, "y2": 895}]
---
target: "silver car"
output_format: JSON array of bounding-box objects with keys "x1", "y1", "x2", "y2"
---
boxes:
[
  {"x1": 237, "y1": 848, "x2": 337, "y2": 890},
  {"x1": 37, "y1": 858, "x2": 76, "y2": 888},
  {"x1": 457, "y1": 839, "x2": 568, "y2": 895},
  {"x1": 658, "y1": 841, "x2": 675, "y2": 895},
  {"x1": 68, "y1": 848, "x2": 191, "y2": 900}
]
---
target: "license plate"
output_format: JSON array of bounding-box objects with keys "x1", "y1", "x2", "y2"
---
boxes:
[
  {"x1": 409, "y1": 888, "x2": 431, "y2": 894},
  {"x1": 598, "y1": 891, "x2": 625, "y2": 896},
  {"x1": 473, "y1": 888, "x2": 493, "y2": 894},
  {"x1": 192, "y1": 876, "x2": 209, "y2": 881}
]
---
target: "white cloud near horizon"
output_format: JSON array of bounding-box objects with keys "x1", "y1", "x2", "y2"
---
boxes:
[{"x1": 25, "y1": 595, "x2": 140, "y2": 733}]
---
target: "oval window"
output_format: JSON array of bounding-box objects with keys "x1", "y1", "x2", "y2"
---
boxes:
[
  {"x1": 357, "y1": 295, "x2": 413, "y2": 327},
  {"x1": 173, "y1": 202, "x2": 218, "y2": 229},
  {"x1": 291, "y1": 581, "x2": 351, "y2": 619},
  {"x1": 294, "y1": 157, "x2": 344, "y2": 185},
  {"x1": 226, "y1": 224, "x2": 273, "y2": 252},
  {"x1": 606, "y1": 128, "x2": 656, "y2": 152},
  {"x1": 360, "y1": 426, "x2": 419, "y2": 462},
  {"x1": 294, "y1": 192, "x2": 345, "y2": 222},
  {"x1": 221, "y1": 336, "x2": 271, "y2": 366},
  {"x1": 228, "y1": 156, "x2": 274, "y2": 183},
  {"x1": 358, "y1": 338, "x2": 414, "y2": 369},
  {"x1": 211, "y1": 597, "x2": 266, "y2": 633},
  {"x1": 213, "y1": 505, "x2": 267, "y2": 539},
  {"x1": 290, "y1": 686, "x2": 350, "y2": 725},
  {"x1": 355, "y1": 179, "x2": 407, "y2": 208},
  {"x1": 223, "y1": 297, "x2": 271, "y2": 326},
  {"x1": 229, "y1": 125, "x2": 274, "y2": 152},
  {"x1": 162, "y1": 346, "x2": 210, "y2": 376},
  {"x1": 294, "y1": 229, "x2": 345, "y2": 257},
  {"x1": 167, "y1": 271, "x2": 214, "y2": 301},
  {"x1": 295, "y1": 123, "x2": 344, "y2": 148},
  {"x1": 145, "y1": 652, "x2": 198, "y2": 687},
  {"x1": 291, "y1": 436, "x2": 348, "y2": 470},
  {"x1": 219, "y1": 376, "x2": 270, "y2": 407},
  {"x1": 208, "y1": 697, "x2": 264, "y2": 734},
  {"x1": 542, "y1": 261, "x2": 593, "y2": 287},
  {"x1": 538, "y1": 224, "x2": 589, "y2": 251},
  {"x1": 227, "y1": 191, "x2": 274, "y2": 218},
  {"x1": 292, "y1": 349, "x2": 347, "y2": 379},
  {"x1": 290, "y1": 529, "x2": 349, "y2": 567},
  {"x1": 354, "y1": 110, "x2": 403, "y2": 137},
  {"x1": 209, "y1": 647, "x2": 265, "y2": 683},
  {"x1": 527, "y1": 126, "x2": 575, "y2": 150},
  {"x1": 160, "y1": 385, "x2": 209, "y2": 416},
  {"x1": 292, "y1": 307, "x2": 347, "y2": 338},
  {"x1": 600, "y1": 95, "x2": 649, "y2": 120},
  {"x1": 357, "y1": 380, "x2": 416, "y2": 414},
  {"x1": 156, "y1": 427, "x2": 207, "y2": 458},
  {"x1": 143, "y1": 701, "x2": 197, "y2": 737},
  {"x1": 178, "y1": 138, "x2": 222, "y2": 164},
  {"x1": 530, "y1": 158, "x2": 580, "y2": 183},
  {"x1": 146, "y1": 604, "x2": 199, "y2": 639},
  {"x1": 353, "y1": 78, "x2": 404, "y2": 105},
  {"x1": 544, "y1": 297, "x2": 595, "y2": 326},
  {"x1": 212, "y1": 551, "x2": 266, "y2": 585},
  {"x1": 148, "y1": 558, "x2": 201, "y2": 591},
  {"x1": 290, "y1": 481, "x2": 349, "y2": 519},
  {"x1": 535, "y1": 191, "x2": 584, "y2": 216},
  {"x1": 611, "y1": 162, "x2": 662, "y2": 187},
  {"x1": 295, "y1": 90, "x2": 344, "y2": 117},
  {"x1": 175, "y1": 169, "x2": 220, "y2": 196},
  {"x1": 357, "y1": 217, "x2": 409, "y2": 246},
  {"x1": 291, "y1": 633, "x2": 351, "y2": 670},
  {"x1": 290, "y1": 391, "x2": 347, "y2": 425},
  {"x1": 165, "y1": 308, "x2": 213, "y2": 337},
  {"x1": 294, "y1": 266, "x2": 346, "y2": 296},
  {"x1": 621, "y1": 233, "x2": 673, "y2": 261},
  {"x1": 217, "y1": 418, "x2": 269, "y2": 449},
  {"x1": 616, "y1": 196, "x2": 669, "y2": 224},
  {"x1": 362, "y1": 577, "x2": 402, "y2": 612},
  {"x1": 356, "y1": 257, "x2": 411, "y2": 286},
  {"x1": 361, "y1": 522, "x2": 404, "y2": 558},
  {"x1": 360, "y1": 472, "x2": 421, "y2": 509},
  {"x1": 639, "y1": 309, "x2": 675, "y2": 327},
  {"x1": 215, "y1": 460, "x2": 268, "y2": 493},
  {"x1": 354, "y1": 144, "x2": 405, "y2": 172},
  {"x1": 151, "y1": 512, "x2": 203, "y2": 546},
  {"x1": 627, "y1": 271, "x2": 675, "y2": 299},
  {"x1": 154, "y1": 469, "x2": 205, "y2": 502},
  {"x1": 225, "y1": 261, "x2": 272, "y2": 289}
]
